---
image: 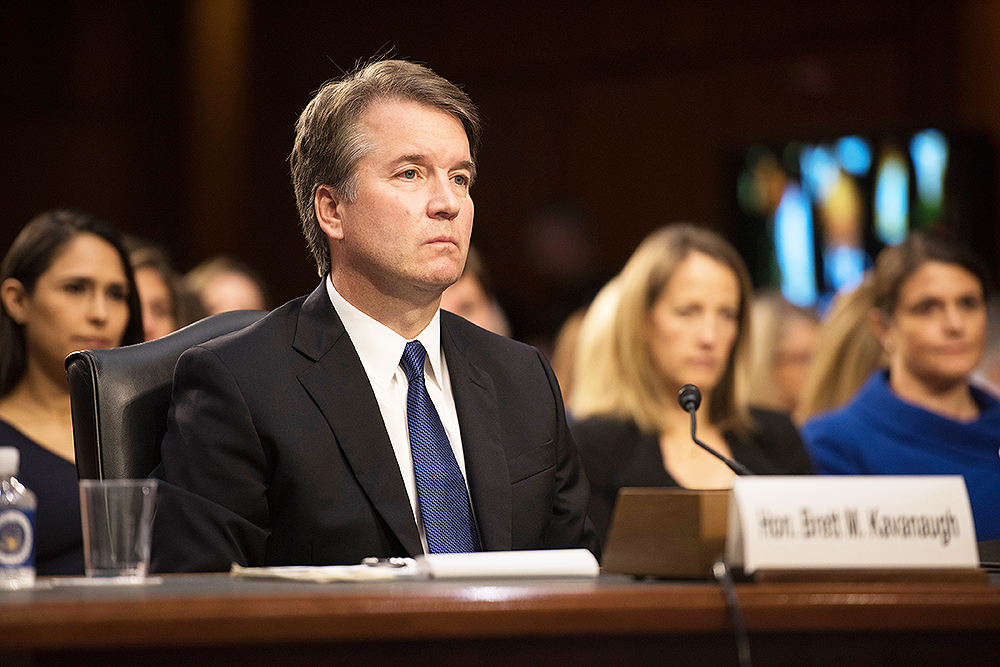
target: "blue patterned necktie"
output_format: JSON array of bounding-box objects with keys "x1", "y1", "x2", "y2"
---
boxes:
[{"x1": 399, "y1": 340, "x2": 480, "y2": 554}]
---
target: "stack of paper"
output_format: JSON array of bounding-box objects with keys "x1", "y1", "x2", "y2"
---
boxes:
[{"x1": 229, "y1": 549, "x2": 599, "y2": 582}]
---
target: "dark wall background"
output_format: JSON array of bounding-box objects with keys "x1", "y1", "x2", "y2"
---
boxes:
[{"x1": 3, "y1": 0, "x2": 1000, "y2": 348}]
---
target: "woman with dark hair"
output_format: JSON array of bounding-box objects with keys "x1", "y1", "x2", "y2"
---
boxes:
[
  {"x1": 802, "y1": 231, "x2": 1000, "y2": 541},
  {"x1": 0, "y1": 209, "x2": 143, "y2": 574}
]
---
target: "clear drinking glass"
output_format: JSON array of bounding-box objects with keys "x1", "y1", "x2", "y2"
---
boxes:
[{"x1": 79, "y1": 479, "x2": 157, "y2": 581}]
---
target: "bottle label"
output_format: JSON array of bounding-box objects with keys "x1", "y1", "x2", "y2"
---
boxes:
[{"x1": 0, "y1": 508, "x2": 34, "y2": 568}]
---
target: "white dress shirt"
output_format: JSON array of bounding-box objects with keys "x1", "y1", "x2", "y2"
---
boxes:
[{"x1": 325, "y1": 276, "x2": 471, "y2": 553}]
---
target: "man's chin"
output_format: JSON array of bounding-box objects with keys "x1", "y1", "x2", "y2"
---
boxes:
[
  {"x1": 425, "y1": 262, "x2": 465, "y2": 288},
  {"x1": 412, "y1": 272, "x2": 462, "y2": 300}
]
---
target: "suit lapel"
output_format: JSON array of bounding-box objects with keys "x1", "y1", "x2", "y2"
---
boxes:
[
  {"x1": 294, "y1": 284, "x2": 423, "y2": 556},
  {"x1": 442, "y1": 317, "x2": 512, "y2": 551}
]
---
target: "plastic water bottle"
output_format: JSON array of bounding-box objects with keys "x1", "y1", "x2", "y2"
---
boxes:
[{"x1": 0, "y1": 446, "x2": 36, "y2": 589}]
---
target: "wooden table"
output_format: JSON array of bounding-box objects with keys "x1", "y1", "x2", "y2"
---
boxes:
[{"x1": 1, "y1": 573, "x2": 998, "y2": 666}]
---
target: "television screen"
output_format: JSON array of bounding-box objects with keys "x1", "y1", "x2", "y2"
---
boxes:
[{"x1": 729, "y1": 128, "x2": 996, "y2": 313}]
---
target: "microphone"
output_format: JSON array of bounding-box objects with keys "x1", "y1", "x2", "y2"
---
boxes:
[{"x1": 677, "y1": 384, "x2": 753, "y2": 476}]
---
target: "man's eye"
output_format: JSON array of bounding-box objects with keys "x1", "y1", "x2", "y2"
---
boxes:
[
  {"x1": 454, "y1": 174, "x2": 468, "y2": 187},
  {"x1": 400, "y1": 169, "x2": 417, "y2": 179}
]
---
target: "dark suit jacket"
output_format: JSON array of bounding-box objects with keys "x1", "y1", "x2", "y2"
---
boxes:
[
  {"x1": 569, "y1": 410, "x2": 815, "y2": 543},
  {"x1": 152, "y1": 282, "x2": 598, "y2": 572}
]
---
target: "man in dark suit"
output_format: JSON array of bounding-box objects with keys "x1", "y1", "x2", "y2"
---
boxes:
[{"x1": 151, "y1": 59, "x2": 598, "y2": 572}]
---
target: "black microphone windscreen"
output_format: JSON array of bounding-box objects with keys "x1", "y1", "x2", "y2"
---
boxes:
[{"x1": 678, "y1": 384, "x2": 701, "y2": 412}]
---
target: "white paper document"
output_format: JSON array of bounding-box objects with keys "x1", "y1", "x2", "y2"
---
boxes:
[
  {"x1": 415, "y1": 548, "x2": 599, "y2": 579},
  {"x1": 230, "y1": 561, "x2": 419, "y2": 582},
  {"x1": 229, "y1": 549, "x2": 599, "y2": 582}
]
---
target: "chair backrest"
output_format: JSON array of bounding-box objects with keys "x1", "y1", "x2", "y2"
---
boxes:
[{"x1": 66, "y1": 309, "x2": 266, "y2": 480}]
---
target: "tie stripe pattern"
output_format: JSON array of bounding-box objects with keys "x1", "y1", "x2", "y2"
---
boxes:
[{"x1": 400, "y1": 340, "x2": 480, "y2": 554}]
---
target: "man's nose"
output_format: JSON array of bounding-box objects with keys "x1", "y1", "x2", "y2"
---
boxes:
[{"x1": 427, "y1": 173, "x2": 462, "y2": 220}]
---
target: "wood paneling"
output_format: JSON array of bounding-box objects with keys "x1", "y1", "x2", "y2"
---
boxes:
[{"x1": 1, "y1": 0, "x2": 996, "y2": 344}]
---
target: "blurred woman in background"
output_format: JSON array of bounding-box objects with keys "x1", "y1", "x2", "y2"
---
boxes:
[
  {"x1": 439, "y1": 245, "x2": 511, "y2": 337},
  {"x1": 129, "y1": 241, "x2": 204, "y2": 340},
  {"x1": 185, "y1": 254, "x2": 269, "y2": 316},
  {"x1": 793, "y1": 279, "x2": 885, "y2": 424},
  {"x1": 801, "y1": 231, "x2": 1000, "y2": 540},
  {"x1": 569, "y1": 224, "x2": 813, "y2": 541},
  {"x1": 747, "y1": 290, "x2": 820, "y2": 415},
  {"x1": 0, "y1": 209, "x2": 143, "y2": 574}
]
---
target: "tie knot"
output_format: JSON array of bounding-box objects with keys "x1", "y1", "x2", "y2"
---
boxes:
[{"x1": 400, "y1": 340, "x2": 427, "y2": 383}]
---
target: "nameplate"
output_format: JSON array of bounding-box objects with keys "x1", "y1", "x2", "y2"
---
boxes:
[{"x1": 725, "y1": 476, "x2": 979, "y2": 574}]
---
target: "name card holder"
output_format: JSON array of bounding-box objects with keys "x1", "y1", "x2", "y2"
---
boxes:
[
  {"x1": 725, "y1": 476, "x2": 986, "y2": 583},
  {"x1": 602, "y1": 488, "x2": 729, "y2": 579}
]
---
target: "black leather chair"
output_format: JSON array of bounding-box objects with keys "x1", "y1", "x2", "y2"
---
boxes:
[{"x1": 66, "y1": 309, "x2": 266, "y2": 480}]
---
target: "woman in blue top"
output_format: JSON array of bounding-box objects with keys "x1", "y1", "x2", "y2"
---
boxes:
[{"x1": 801, "y1": 231, "x2": 1000, "y2": 541}]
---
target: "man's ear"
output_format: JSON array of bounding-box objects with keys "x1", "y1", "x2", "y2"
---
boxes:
[
  {"x1": 315, "y1": 185, "x2": 345, "y2": 241},
  {"x1": 0, "y1": 278, "x2": 28, "y2": 325}
]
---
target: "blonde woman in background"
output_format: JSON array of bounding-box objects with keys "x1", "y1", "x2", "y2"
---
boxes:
[
  {"x1": 185, "y1": 254, "x2": 269, "y2": 316},
  {"x1": 568, "y1": 224, "x2": 813, "y2": 541},
  {"x1": 566, "y1": 276, "x2": 622, "y2": 413},
  {"x1": 793, "y1": 279, "x2": 885, "y2": 424},
  {"x1": 747, "y1": 290, "x2": 820, "y2": 415},
  {"x1": 549, "y1": 307, "x2": 587, "y2": 405}
]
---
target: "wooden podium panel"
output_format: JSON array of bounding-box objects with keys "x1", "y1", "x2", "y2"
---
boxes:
[
  {"x1": 602, "y1": 488, "x2": 729, "y2": 578},
  {"x1": 0, "y1": 574, "x2": 998, "y2": 666}
]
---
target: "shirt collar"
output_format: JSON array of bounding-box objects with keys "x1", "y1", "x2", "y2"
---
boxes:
[{"x1": 326, "y1": 275, "x2": 443, "y2": 391}]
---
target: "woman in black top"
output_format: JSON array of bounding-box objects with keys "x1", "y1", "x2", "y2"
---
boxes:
[
  {"x1": 0, "y1": 209, "x2": 143, "y2": 573},
  {"x1": 568, "y1": 224, "x2": 813, "y2": 542}
]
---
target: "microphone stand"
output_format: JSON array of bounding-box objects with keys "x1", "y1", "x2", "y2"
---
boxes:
[
  {"x1": 686, "y1": 409, "x2": 754, "y2": 476},
  {"x1": 678, "y1": 384, "x2": 754, "y2": 476}
]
